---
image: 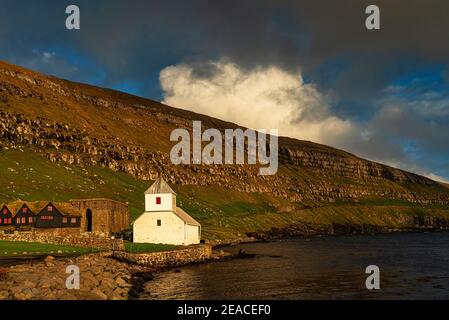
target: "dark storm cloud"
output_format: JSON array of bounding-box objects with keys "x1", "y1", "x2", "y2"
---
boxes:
[{"x1": 1, "y1": 0, "x2": 448, "y2": 92}]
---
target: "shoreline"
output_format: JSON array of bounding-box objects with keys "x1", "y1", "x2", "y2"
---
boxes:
[
  {"x1": 1, "y1": 228, "x2": 449, "y2": 300},
  {"x1": 210, "y1": 223, "x2": 449, "y2": 249}
]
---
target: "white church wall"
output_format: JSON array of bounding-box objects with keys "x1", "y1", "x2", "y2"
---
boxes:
[
  {"x1": 145, "y1": 193, "x2": 174, "y2": 212},
  {"x1": 133, "y1": 211, "x2": 185, "y2": 245},
  {"x1": 185, "y1": 224, "x2": 201, "y2": 245}
]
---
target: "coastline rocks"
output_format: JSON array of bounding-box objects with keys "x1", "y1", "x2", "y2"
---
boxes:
[
  {"x1": 0, "y1": 267, "x2": 7, "y2": 281},
  {"x1": 210, "y1": 237, "x2": 258, "y2": 247},
  {"x1": 44, "y1": 256, "x2": 55, "y2": 267},
  {"x1": 128, "y1": 270, "x2": 155, "y2": 299},
  {"x1": 246, "y1": 219, "x2": 449, "y2": 241},
  {"x1": 0, "y1": 253, "x2": 135, "y2": 300}
]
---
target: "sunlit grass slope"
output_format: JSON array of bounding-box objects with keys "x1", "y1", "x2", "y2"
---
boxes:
[{"x1": 1, "y1": 147, "x2": 449, "y2": 241}]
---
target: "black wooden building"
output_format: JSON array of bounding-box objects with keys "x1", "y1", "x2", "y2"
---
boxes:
[
  {"x1": 13, "y1": 204, "x2": 35, "y2": 226},
  {"x1": 0, "y1": 201, "x2": 81, "y2": 229},
  {"x1": 0, "y1": 205, "x2": 13, "y2": 226},
  {"x1": 35, "y1": 202, "x2": 81, "y2": 228}
]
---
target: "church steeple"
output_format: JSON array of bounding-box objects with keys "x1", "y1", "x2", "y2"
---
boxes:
[
  {"x1": 145, "y1": 177, "x2": 176, "y2": 195},
  {"x1": 144, "y1": 177, "x2": 177, "y2": 212}
]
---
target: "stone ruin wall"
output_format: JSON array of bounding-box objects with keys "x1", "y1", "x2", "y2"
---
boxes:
[
  {"x1": 69, "y1": 199, "x2": 129, "y2": 233},
  {"x1": 0, "y1": 228, "x2": 124, "y2": 251}
]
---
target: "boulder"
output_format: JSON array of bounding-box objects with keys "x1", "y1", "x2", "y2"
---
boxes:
[
  {"x1": 91, "y1": 288, "x2": 108, "y2": 300},
  {"x1": 22, "y1": 280, "x2": 36, "y2": 289},
  {"x1": 44, "y1": 256, "x2": 55, "y2": 267},
  {"x1": 0, "y1": 291, "x2": 10, "y2": 300},
  {"x1": 80, "y1": 273, "x2": 99, "y2": 289},
  {"x1": 115, "y1": 276, "x2": 127, "y2": 288},
  {"x1": 99, "y1": 278, "x2": 116, "y2": 290}
]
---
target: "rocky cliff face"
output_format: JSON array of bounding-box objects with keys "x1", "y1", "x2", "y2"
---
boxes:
[{"x1": 1, "y1": 61, "x2": 449, "y2": 207}]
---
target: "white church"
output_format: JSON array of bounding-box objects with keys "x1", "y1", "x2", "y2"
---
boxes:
[{"x1": 133, "y1": 177, "x2": 201, "y2": 245}]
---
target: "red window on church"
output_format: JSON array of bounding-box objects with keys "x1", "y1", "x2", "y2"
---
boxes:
[
  {"x1": 48, "y1": 206, "x2": 53, "y2": 212},
  {"x1": 22, "y1": 207, "x2": 27, "y2": 213},
  {"x1": 156, "y1": 197, "x2": 161, "y2": 205},
  {"x1": 0, "y1": 218, "x2": 2, "y2": 223},
  {"x1": 3, "y1": 209, "x2": 7, "y2": 214}
]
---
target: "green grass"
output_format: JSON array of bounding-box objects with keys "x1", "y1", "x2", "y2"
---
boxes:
[
  {"x1": 124, "y1": 242, "x2": 179, "y2": 253},
  {"x1": 2, "y1": 147, "x2": 449, "y2": 242},
  {"x1": 0, "y1": 240, "x2": 99, "y2": 256},
  {"x1": 0, "y1": 147, "x2": 148, "y2": 221},
  {"x1": 334, "y1": 197, "x2": 414, "y2": 206}
]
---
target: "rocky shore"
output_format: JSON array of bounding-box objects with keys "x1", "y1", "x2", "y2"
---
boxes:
[
  {"x1": 0, "y1": 253, "x2": 140, "y2": 300},
  {"x1": 0, "y1": 248, "x2": 233, "y2": 300}
]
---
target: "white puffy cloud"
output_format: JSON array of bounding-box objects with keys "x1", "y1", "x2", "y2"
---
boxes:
[
  {"x1": 159, "y1": 60, "x2": 449, "y2": 183},
  {"x1": 160, "y1": 60, "x2": 353, "y2": 144}
]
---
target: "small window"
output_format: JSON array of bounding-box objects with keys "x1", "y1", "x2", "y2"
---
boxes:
[
  {"x1": 3, "y1": 209, "x2": 7, "y2": 214},
  {"x1": 28, "y1": 217, "x2": 33, "y2": 223},
  {"x1": 157, "y1": 219, "x2": 161, "y2": 226},
  {"x1": 7, "y1": 218, "x2": 11, "y2": 224},
  {"x1": 156, "y1": 197, "x2": 161, "y2": 205},
  {"x1": 71, "y1": 218, "x2": 77, "y2": 224},
  {"x1": 22, "y1": 207, "x2": 27, "y2": 213},
  {"x1": 48, "y1": 206, "x2": 53, "y2": 212},
  {"x1": 22, "y1": 217, "x2": 26, "y2": 223},
  {"x1": 0, "y1": 218, "x2": 2, "y2": 223},
  {"x1": 63, "y1": 217, "x2": 67, "y2": 223}
]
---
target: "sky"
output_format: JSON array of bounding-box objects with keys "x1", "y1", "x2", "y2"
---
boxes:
[{"x1": 0, "y1": 0, "x2": 449, "y2": 181}]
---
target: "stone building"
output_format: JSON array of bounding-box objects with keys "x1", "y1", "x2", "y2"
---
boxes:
[
  {"x1": 133, "y1": 178, "x2": 201, "y2": 245},
  {"x1": 69, "y1": 199, "x2": 129, "y2": 233}
]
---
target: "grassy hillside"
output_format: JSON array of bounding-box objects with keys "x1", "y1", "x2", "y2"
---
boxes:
[
  {"x1": 0, "y1": 147, "x2": 148, "y2": 220},
  {"x1": 1, "y1": 61, "x2": 449, "y2": 241},
  {"x1": 2, "y1": 147, "x2": 449, "y2": 241}
]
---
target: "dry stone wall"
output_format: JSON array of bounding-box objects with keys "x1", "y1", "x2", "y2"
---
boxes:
[
  {"x1": 113, "y1": 244, "x2": 213, "y2": 267},
  {"x1": 0, "y1": 228, "x2": 124, "y2": 251}
]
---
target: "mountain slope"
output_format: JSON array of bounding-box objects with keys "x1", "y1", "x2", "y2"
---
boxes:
[{"x1": 1, "y1": 60, "x2": 449, "y2": 240}]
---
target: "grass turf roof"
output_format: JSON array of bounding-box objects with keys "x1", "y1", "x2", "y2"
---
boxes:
[{"x1": 2, "y1": 201, "x2": 82, "y2": 217}]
